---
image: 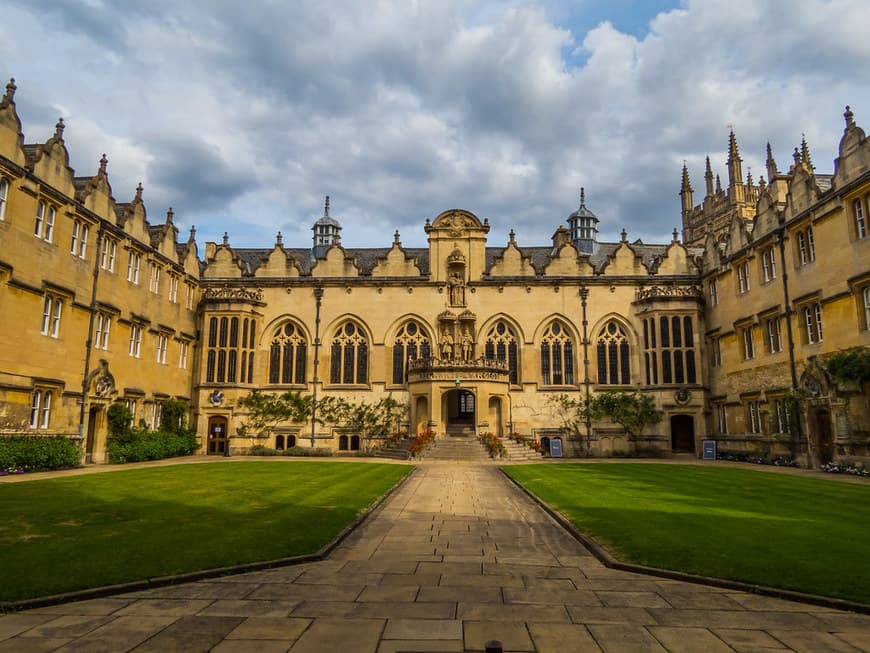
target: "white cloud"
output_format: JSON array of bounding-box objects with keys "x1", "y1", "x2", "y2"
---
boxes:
[{"x1": 2, "y1": 0, "x2": 868, "y2": 249}]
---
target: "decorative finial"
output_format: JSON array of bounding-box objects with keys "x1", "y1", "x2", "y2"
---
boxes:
[
  {"x1": 4, "y1": 78, "x2": 15, "y2": 101},
  {"x1": 758, "y1": 175, "x2": 766, "y2": 190},
  {"x1": 483, "y1": 217, "x2": 489, "y2": 226},
  {"x1": 715, "y1": 174, "x2": 722, "y2": 193},
  {"x1": 99, "y1": 153, "x2": 108, "y2": 173},
  {"x1": 393, "y1": 230, "x2": 401, "y2": 245},
  {"x1": 672, "y1": 228, "x2": 679, "y2": 243},
  {"x1": 845, "y1": 105, "x2": 855, "y2": 129},
  {"x1": 54, "y1": 117, "x2": 65, "y2": 139},
  {"x1": 276, "y1": 231, "x2": 283, "y2": 246},
  {"x1": 222, "y1": 232, "x2": 229, "y2": 247},
  {"x1": 793, "y1": 147, "x2": 801, "y2": 167},
  {"x1": 580, "y1": 187, "x2": 586, "y2": 206},
  {"x1": 425, "y1": 217, "x2": 431, "y2": 228},
  {"x1": 800, "y1": 134, "x2": 812, "y2": 168},
  {"x1": 189, "y1": 225, "x2": 196, "y2": 242},
  {"x1": 621, "y1": 228, "x2": 628, "y2": 243},
  {"x1": 746, "y1": 167, "x2": 753, "y2": 187},
  {"x1": 166, "y1": 207, "x2": 173, "y2": 224},
  {"x1": 508, "y1": 228, "x2": 516, "y2": 245},
  {"x1": 135, "y1": 182, "x2": 143, "y2": 200},
  {"x1": 323, "y1": 195, "x2": 330, "y2": 216}
]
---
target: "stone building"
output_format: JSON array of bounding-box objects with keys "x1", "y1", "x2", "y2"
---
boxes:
[{"x1": 0, "y1": 78, "x2": 867, "y2": 464}]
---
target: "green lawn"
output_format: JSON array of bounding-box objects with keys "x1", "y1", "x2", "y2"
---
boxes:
[
  {"x1": 505, "y1": 463, "x2": 870, "y2": 604},
  {"x1": 0, "y1": 461, "x2": 411, "y2": 602}
]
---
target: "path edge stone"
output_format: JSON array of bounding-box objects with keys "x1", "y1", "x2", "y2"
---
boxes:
[
  {"x1": 498, "y1": 466, "x2": 870, "y2": 615},
  {"x1": 0, "y1": 464, "x2": 419, "y2": 613}
]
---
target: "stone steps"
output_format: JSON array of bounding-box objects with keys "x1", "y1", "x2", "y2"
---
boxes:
[
  {"x1": 374, "y1": 439, "x2": 412, "y2": 461},
  {"x1": 424, "y1": 436, "x2": 491, "y2": 461},
  {"x1": 501, "y1": 438, "x2": 543, "y2": 461}
]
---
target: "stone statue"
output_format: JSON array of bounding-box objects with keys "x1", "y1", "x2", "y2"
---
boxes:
[
  {"x1": 439, "y1": 331, "x2": 454, "y2": 360},
  {"x1": 460, "y1": 330, "x2": 473, "y2": 361},
  {"x1": 448, "y1": 272, "x2": 465, "y2": 306}
]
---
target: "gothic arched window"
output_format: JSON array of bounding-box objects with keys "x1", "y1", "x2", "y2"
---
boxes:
[
  {"x1": 540, "y1": 320, "x2": 574, "y2": 385},
  {"x1": 392, "y1": 321, "x2": 431, "y2": 384},
  {"x1": 597, "y1": 321, "x2": 630, "y2": 385},
  {"x1": 485, "y1": 321, "x2": 519, "y2": 384},
  {"x1": 330, "y1": 321, "x2": 368, "y2": 384},
  {"x1": 269, "y1": 321, "x2": 307, "y2": 385}
]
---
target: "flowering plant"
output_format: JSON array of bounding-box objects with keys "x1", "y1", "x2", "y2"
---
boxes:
[
  {"x1": 408, "y1": 430, "x2": 436, "y2": 458},
  {"x1": 478, "y1": 431, "x2": 506, "y2": 458},
  {"x1": 820, "y1": 461, "x2": 869, "y2": 477}
]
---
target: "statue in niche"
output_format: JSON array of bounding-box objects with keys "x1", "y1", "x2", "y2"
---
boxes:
[
  {"x1": 448, "y1": 271, "x2": 465, "y2": 306},
  {"x1": 439, "y1": 329, "x2": 455, "y2": 361},
  {"x1": 460, "y1": 329, "x2": 473, "y2": 362}
]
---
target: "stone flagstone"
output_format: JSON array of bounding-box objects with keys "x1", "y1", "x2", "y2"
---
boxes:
[{"x1": 2, "y1": 461, "x2": 868, "y2": 652}]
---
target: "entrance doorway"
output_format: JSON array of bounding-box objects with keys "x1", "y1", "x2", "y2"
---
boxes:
[
  {"x1": 443, "y1": 389, "x2": 475, "y2": 436},
  {"x1": 86, "y1": 406, "x2": 100, "y2": 464},
  {"x1": 670, "y1": 415, "x2": 695, "y2": 453},
  {"x1": 812, "y1": 409, "x2": 834, "y2": 464},
  {"x1": 207, "y1": 416, "x2": 228, "y2": 455}
]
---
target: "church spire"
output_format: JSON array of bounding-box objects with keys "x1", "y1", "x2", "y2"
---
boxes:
[
  {"x1": 704, "y1": 156, "x2": 714, "y2": 197},
  {"x1": 800, "y1": 134, "x2": 813, "y2": 170},
  {"x1": 680, "y1": 162, "x2": 694, "y2": 215},
  {"x1": 726, "y1": 129, "x2": 743, "y2": 188},
  {"x1": 766, "y1": 142, "x2": 778, "y2": 181}
]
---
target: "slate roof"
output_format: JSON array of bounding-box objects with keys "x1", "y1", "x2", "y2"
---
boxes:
[{"x1": 220, "y1": 240, "x2": 695, "y2": 278}]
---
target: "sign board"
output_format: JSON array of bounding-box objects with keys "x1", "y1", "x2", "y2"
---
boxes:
[
  {"x1": 550, "y1": 437, "x2": 563, "y2": 458},
  {"x1": 702, "y1": 439, "x2": 717, "y2": 460}
]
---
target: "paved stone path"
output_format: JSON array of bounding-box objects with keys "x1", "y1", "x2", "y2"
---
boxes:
[{"x1": 3, "y1": 463, "x2": 869, "y2": 652}]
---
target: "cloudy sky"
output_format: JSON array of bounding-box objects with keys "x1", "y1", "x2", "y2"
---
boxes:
[{"x1": 2, "y1": 0, "x2": 868, "y2": 251}]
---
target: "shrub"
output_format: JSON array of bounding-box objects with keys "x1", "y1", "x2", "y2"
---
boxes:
[
  {"x1": 107, "y1": 430, "x2": 198, "y2": 464},
  {"x1": 281, "y1": 446, "x2": 333, "y2": 457},
  {"x1": 248, "y1": 445, "x2": 279, "y2": 456},
  {"x1": 106, "y1": 403, "x2": 133, "y2": 441},
  {"x1": 0, "y1": 436, "x2": 81, "y2": 473}
]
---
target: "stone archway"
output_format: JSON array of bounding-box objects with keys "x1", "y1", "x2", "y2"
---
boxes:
[{"x1": 443, "y1": 389, "x2": 475, "y2": 436}]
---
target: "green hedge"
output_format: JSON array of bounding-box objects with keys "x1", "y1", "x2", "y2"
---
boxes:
[
  {"x1": 0, "y1": 436, "x2": 81, "y2": 473},
  {"x1": 107, "y1": 430, "x2": 198, "y2": 464},
  {"x1": 282, "y1": 446, "x2": 333, "y2": 457}
]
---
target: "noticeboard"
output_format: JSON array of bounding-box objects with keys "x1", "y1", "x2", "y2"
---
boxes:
[
  {"x1": 550, "y1": 438, "x2": 563, "y2": 458},
  {"x1": 702, "y1": 439, "x2": 717, "y2": 460}
]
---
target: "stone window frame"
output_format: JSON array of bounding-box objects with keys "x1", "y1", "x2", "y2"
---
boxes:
[
  {"x1": 41, "y1": 294, "x2": 63, "y2": 338},
  {"x1": 35, "y1": 199, "x2": 56, "y2": 243},
  {"x1": 795, "y1": 225, "x2": 816, "y2": 266},
  {"x1": 70, "y1": 220, "x2": 89, "y2": 259},
  {"x1": 100, "y1": 236, "x2": 117, "y2": 272},
  {"x1": 29, "y1": 388, "x2": 53, "y2": 430},
  {"x1": 128, "y1": 323, "x2": 143, "y2": 358},
  {"x1": 94, "y1": 312, "x2": 111, "y2": 350},
  {"x1": 760, "y1": 246, "x2": 777, "y2": 283},
  {"x1": 736, "y1": 259, "x2": 751, "y2": 294},
  {"x1": 269, "y1": 319, "x2": 308, "y2": 386},
  {"x1": 853, "y1": 195, "x2": 867, "y2": 240},
  {"x1": 328, "y1": 319, "x2": 370, "y2": 386},
  {"x1": 0, "y1": 176, "x2": 7, "y2": 220},
  {"x1": 594, "y1": 320, "x2": 626, "y2": 386},
  {"x1": 126, "y1": 250, "x2": 141, "y2": 284},
  {"x1": 391, "y1": 320, "x2": 432, "y2": 386}
]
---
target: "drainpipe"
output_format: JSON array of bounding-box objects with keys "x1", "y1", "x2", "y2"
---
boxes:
[
  {"x1": 776, "y1": 226, "x2": 804, "y2": 455},
  {"x1": 78, "y1": 222, "x2": 105, "y2": 462},
  {"x1": 310, "y1": 287, "x2": 324, "y2": 448},
  {"x1": 580, "y1": 286, "x2": 592, "y2": 455}
]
